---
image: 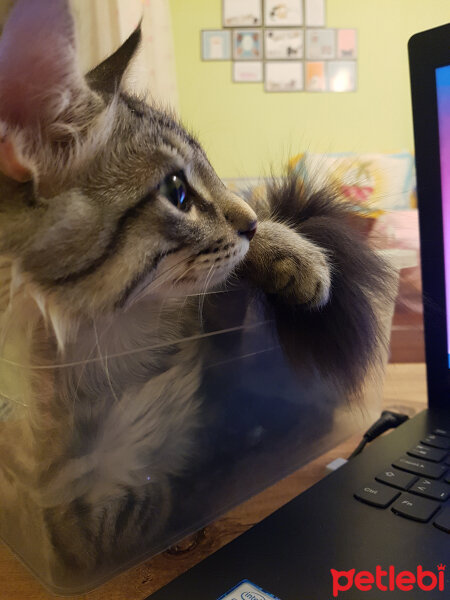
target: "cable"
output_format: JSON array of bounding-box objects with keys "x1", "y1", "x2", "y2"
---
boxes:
[{"x1": 348, "y1": 410, "x2": 410, "y2": 459}]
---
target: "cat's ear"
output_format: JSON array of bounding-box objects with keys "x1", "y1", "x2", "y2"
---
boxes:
[
  {"x1": 0, "y1": 0, "x2": 103, "y2": 183},
  {"x1": 86, "y1": 26, "x2": 142, "y2": 98},
  {"x1": 0, "y1": 138, "x2": 32, "y2": 182}
]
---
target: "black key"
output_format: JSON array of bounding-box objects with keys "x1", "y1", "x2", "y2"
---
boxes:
[
  {"x1": 391, "y1": 493, "x2": 440, "y2": 522},
  {"x1": 354, "y1": 483, "x2": 400, "y2": 508},
  {"x1": 375, "y1": 468, "x2": 418, "y2": 490},
  {"x1": 434, "y1": 507, "x2": 450, "y2": 533},
  {"x1": 407, "y1": 444, "x2": 447, "y2": 462},
  {"x1": 433, "y1": 428, "x2": 450, "y2": 438},
  {"x1": 445, "y1": 472, "x2": 450, "y2": 484},
  {"x1": 445, "y1": 455, "x2": 450, "y2": 466},
  {"x1": 422, "y1": 435, "x2": 450, "y2": 449},
  {"x1": 392, "y1": 455, "x2": 448, "y2": 479},
  {"x1": 409, "y1": 478, "x2": 449, "y2": 501}
]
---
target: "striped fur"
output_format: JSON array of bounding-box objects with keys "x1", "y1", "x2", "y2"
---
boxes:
[{"x1": 0, "y1": 0, "x2": 392, "y2": 589}]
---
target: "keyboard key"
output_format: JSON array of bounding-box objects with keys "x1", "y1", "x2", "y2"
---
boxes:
[
  {"x1": 433, "y1": 428, "x2": 450, "y2": 438},
  {"x1": 354, "y1": 483, "x2": 400, "y2": 508},
  {"x1": 445, "y1": 473, "x2": 450, "y2": 484},
  {"x1": 446, "y1": 455, "x2": 450, "y2": 466},
  {"x1": 421, "y1": 435, "x2": 450, "y2": 449},
  {"x1": 407, "y1": 444, "x2": 447, "y2": 462},
  {"x1": 391, "y1": 493, "x2": 440, "y2": 522},
  {"x1": 409, "y1": 478, "x2": 449, "y2": 501},
  {"x1": 434, "y1": 507, "x2": 450, "y2": 533},
  {"x1": 392, "y1": 455, "x2": 448, "y2": 479},
  {"x1": 375, "y1": 468, "x2": 418, "y2": 490}
]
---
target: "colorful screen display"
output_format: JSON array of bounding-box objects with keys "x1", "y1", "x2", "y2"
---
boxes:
[{"x1": 436, "y1": 65, "x2": 450, "y2": 365}]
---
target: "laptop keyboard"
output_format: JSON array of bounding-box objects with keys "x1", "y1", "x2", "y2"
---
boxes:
[{"x1": 354, "y1": 427, "x2": 450, "y2": 533}]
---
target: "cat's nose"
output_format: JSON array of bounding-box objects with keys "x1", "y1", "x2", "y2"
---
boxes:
[
  {"x1": 222, "y1": 193, "x2": 257, "y2": 239},
  {"x1": 239, "y1": 220, "x2": 257, "y2": 241}
]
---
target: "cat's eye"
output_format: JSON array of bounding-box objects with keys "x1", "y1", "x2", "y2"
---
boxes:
[{"x1": 158, "y1": 172, "x2": 188, "y2": 211}]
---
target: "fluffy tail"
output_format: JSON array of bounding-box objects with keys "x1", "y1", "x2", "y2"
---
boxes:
[{"x1": 254, "y1": 173, "x2": 396, "y2": 398}]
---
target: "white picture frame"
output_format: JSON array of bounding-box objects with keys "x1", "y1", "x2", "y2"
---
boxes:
[
  {"x1": 233, "y1": 61, "x2": 264, "y2": 82},
  {"x1": 201, "y1": 30, "x2": 232, "y2": 61},
  {"x1": 223, "y1": 0, "x2": 262, "y2": 27},
  {"x1": 264, "y1": 29, "x2": 304, "y2": 60},
  {"x1": 304, "y1": 0, "x2": 325, "y2": 26},
  {"x1": 264, "y1": 0, "x2": 303, "y2": 27},
  {"x1": 264, "y1": 61, "x2": 304, "y2": 92},
  {"x1": 306, "y1": 28, "x2": 336, "y2": 60},
  {"x1": 327, "y1": 61, "x2": 357, "y2": 92}
]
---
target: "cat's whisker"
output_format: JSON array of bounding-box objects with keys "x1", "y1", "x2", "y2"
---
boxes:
[
  {"x1": 172, "y1": 262, "x2": 198, "y2": 287},
  {"x1": 130, "y1": 254, "x2": 194, "y2": 304},
  {"x1": 124, "y1": 253, "x2": 196, "y2": 308},
  {"x1": 154, "y1": 294, "x2": 175, "y2": 336},
  {"x1": 73, "y1": 340, "x2": 97, "y2": 400},
  {"x1": 148, "y1": 252, "x2": 197, "y2": 285},
  {"x1": 205, "y1": 346, "x2": 280, "y2": 370},
  {"x1": 176, "y1": 294, "x2": 192, "y2": 327},
  {"x1": 0, "y1": 322, "x2": 272, "y2": 370},
  {"x1": 71, "y1": 318, "x2": 116, "y2": 408},
  {"x1": 0, "y1": 390, "x2": 29, "y2": 408},
  {"x1": 93, "y1": 319, "x2": 120, "y2": 405},
  {"x1": 198, "y1": 265, "x2": 215, "y2": 327},
  {"x1": 166, "y1": 263, "x2": 202, "y2": 327},
  {"x1": 172, "y1": 289, "x2": 229, "y2": 298}
]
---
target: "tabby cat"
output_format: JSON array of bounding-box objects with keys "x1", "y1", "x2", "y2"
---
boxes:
[{"x1": 0, "y1": 0, "x2": 391, "y2": 590}]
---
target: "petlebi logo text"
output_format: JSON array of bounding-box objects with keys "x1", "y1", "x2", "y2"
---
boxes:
[{"x1": 330, "y1": 564, "x2": 446, "y2": 597}]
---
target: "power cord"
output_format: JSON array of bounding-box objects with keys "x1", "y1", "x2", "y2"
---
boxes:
[
  {"x1": 348, "y1": 410, "x2": 410, "y2": 459},
  {"x1": 325, "y1": 410, "x2": 410, "y2": 473}
]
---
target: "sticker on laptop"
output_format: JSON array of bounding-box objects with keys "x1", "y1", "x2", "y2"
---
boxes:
[{"x1": 218, "y1": 579, "x2": 281, "y2": 600}]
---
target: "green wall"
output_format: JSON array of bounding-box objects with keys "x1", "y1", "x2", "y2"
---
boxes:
[{"x1": 169, "y1": 0, "x2": 449, "y2": 178}]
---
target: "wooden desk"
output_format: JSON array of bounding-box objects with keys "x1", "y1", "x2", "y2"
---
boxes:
[{"x1": 0, "y1": 364, "x2": 428, "y2": 600}]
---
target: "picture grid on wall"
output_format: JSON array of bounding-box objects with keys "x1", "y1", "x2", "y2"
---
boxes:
[{"x1": 201, "y1": 0, "x2": 358, "y2": 92}]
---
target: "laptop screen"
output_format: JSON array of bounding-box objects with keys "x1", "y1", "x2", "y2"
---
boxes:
[
  {"x1": 436, "y1": 65, "x2": 450, "y2": 366},
  {"x1": 409, "y1": 23, "x2": 450, "y2": 402}
]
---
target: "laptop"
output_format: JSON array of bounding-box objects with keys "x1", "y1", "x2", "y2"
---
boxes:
[{"x1": 149, "y1": 23, "x2": 450, "y2": 600}]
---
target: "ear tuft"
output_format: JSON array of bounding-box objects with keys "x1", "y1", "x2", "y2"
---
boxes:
[
  {"x1": 0, "y1": 136, "x2": 33, "y2": 182},
  {"x1": 86, "y1": 25, "x2": 142, "y2": 98}
]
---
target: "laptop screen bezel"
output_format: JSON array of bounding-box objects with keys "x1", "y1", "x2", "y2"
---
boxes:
[{"x1": 408, "y1": 23, "x2": 450, "y2": 407}]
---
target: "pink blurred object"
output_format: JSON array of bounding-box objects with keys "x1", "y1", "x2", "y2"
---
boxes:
[
  {"x1": 370, "y1": 210, "x2": 420, "y2": 250},
  {"x1": 367, "y1": 210, "x2": 425, "y2": 362},
  {"x1": 369, "y1": 210, "x2": 422, "y2": 314}
]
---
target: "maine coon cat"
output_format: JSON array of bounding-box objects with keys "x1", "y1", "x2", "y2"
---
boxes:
[{"x1": 0, "y1": 0, "x2": 391, "y2": 590}]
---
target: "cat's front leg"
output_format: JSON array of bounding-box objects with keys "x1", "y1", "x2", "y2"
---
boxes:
[{"x1": 243, "y1": 221, "x2": 331, "y2": 307}]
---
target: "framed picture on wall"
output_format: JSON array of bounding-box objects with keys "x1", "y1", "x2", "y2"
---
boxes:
[
  {"x1": 305, "y1": 61, "x2": 326, "y2": 91},
  {"x1": 233, "y1": 61, "x2": 263, "y2": 82},
  {"x1": 223, "y1": 0, "x2": 262, "y2": 27},
  {"x1": 337, "y1": 29, "x2": 358, "y2": 59},
  {"x1": 201, "y1": 30, "x2": 232, "y2": 60},
  {"x1": 264, "y1": 0, "x2": 303, "y2": 27},
  {"x1": 327, "y1": 61, "x2": 357, "y2": 92},
  {"x1": 233, "y1": 29, "x2": 263, "y2": 60},
  {"x1": 264, "y1": 29, "x2": 304, "y2": 59},
  {"x1": 304, "y1": 0, "x2": 325, "y2": 26},
  {"x1": 265, "y1": 61, "x2": 304, "y2": 92},
  {"x1": 306, "y1": 28, "x2": 336, "y2": 60}
]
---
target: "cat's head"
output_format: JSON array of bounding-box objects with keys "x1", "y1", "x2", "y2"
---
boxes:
[{"x1": 0, "y1": 0, "x2": 257, "y2": 322}]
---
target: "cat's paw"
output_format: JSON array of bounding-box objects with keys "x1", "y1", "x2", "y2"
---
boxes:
[
  {"x1": 244, "y1": 221, "x2": 331, "y2": 307},
  {"x1": 270, "y1": 245, "x2": 331, "y2": 307}
]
